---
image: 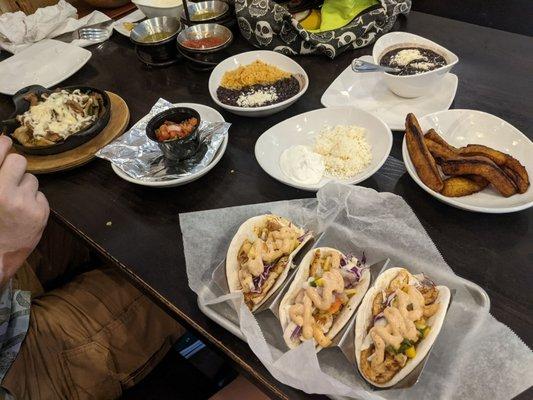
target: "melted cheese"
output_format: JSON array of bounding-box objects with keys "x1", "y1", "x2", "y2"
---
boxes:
[{"x1": 18, "y1": 90, "x2": 97, "y2": 140}]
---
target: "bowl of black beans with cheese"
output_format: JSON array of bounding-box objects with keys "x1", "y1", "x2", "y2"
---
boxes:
[{"x1": 372, "y1": 32, "x2": 458, "y2": 98}]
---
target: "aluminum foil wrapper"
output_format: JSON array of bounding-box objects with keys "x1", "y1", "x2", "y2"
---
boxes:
[{"x1": 96, "y1": 99, "x2": 230, "y2": 181}]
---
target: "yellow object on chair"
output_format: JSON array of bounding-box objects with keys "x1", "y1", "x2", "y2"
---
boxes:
[
  {"x1": 316, "y1": 0, "x2": 379, "y2": 32},
  {"x1": 300, "y1": 9, "x2": 322, "y2": 31}
]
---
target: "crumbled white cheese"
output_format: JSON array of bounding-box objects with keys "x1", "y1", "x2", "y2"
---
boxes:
[
  {"x1": 236, "y1": 88, "x2": 278, "y2": 107},
  {"x1": 392, "y1": 49, "x2": 427, "y2": 66},
  {"x1": 410, "y1": 61, "x2": 436, "y2": 71},
  {"x1": 314, "y1": 125, "x2": 372, "y2": 179}
]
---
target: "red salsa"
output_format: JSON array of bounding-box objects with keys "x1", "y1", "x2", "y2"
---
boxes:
[
  {"x1": 182, "y1": 36, "x2": 224, "y2": 49},
  {"x1": 155, "y1": 118, "x2": 198, "y2": 142}
]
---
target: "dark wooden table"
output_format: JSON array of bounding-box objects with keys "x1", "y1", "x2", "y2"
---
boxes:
[{"x1": 1, "y1": 11, "x2": 532, "y2": 400}]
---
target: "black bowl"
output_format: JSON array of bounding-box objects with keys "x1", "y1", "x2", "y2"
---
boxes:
[
  {"x1": 1, "y1": 85, "x2": 111, "y2": 156},
  {"x1": 146, "y1": 107, "x2": 201, "y2": 162}
]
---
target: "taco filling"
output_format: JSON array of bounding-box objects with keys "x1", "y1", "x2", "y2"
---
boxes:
[
  {"x1": 285, "y1": 249, "x2": 366, "y2": 348},
  {"x1": 360, "y1": 270, "x2": 440, "y2": 384},
  {"x1": 236, "y1": 216, "x2": 305, "y2": 310}
]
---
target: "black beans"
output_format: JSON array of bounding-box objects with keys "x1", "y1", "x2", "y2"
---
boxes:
[{"x1": 217, "y1": 76, "x2": 300, "y2": 107}]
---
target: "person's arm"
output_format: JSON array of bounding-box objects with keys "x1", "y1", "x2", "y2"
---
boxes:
[{"x1": 0, "y1": 136, "x2": 49, "y2": 288}]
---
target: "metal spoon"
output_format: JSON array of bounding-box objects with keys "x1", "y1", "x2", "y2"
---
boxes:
[{"x1": 351, "y1": 58, "x2": 400, "y2": 74}]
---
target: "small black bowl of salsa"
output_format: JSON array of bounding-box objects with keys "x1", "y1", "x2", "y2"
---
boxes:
[{"x1": 146, "y1": 107, "x2": 201, "y2": 162}]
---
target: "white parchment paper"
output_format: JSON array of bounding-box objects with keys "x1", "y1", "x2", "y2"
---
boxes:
[{"x1": 180, "y1": 183, "x2": 533, "y2": 399}]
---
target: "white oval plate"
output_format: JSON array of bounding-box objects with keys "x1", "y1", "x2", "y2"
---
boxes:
[
  {"x1": 255, "y1": 106, "x2": 392, "y2": 191},
  {"x1": 321, "y1": 55, "x2": 458, "y2": 131},
  {"x1": 112, "y1": 103, "x2": 227, "y2": 187},
  {"x1": 208, "y1": 50, "x2": 309, "y2": 117},
  {"x1": 113, "y1": 9, "x2": 145, "y2": 37},
  {"x1": 0, "y1": 39, "x2": 91, "y2": 95},
  {"x1": 402, "y1": 109, "x2": 533, "y2": 213}
]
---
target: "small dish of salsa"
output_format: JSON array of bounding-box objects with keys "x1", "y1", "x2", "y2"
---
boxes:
[
  {"x1": 155, "y1": 117, "x2": 198, "y2": 142},
  {"x1": 146, "y1": 107, "x2": 202, "y2": 161}
]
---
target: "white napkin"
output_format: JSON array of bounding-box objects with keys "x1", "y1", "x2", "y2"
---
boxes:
[{"x1": 0, "y1": 0, "x2": 112, "y2": 54}]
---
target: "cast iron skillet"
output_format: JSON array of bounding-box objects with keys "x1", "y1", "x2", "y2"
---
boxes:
[{"x1": 0, "y1": 85, "x2": 111, "y2": 156}]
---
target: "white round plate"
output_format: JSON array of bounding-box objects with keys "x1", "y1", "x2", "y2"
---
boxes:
[
  {"x1": 402, "y1": 109, "x2": 533, "y2": 213},
  {"x1": 321, "y1": 56, "x2": 458, "y2": 131},
  {"x1": 255, "y1": 106, "x2": 392, "y2": 191},
  {"x1": 113, "y1": 9, "x2": 145, "y2": 37},
  {"x1": 112, "y1": 103, "x2": 227, "y2": 187},
  {"x1": 208, "y1": 50, "x2": 309, "y2": 117}
]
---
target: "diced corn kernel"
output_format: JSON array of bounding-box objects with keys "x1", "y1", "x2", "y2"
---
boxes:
[
  {"x1": 315, "y1": 278, "x2": 325, "y2": 287},
  {"x1": 405, "y1": 346, "x2": 416, "y2": 358},
  {"x1": 345, "y1": 288, "x2": 358, "y2": 297},
  {"x1": 422, "y1": 326, "x2": 431, "y2": 338},
  {"x1": 415, "y1": 320, "x2": 426, "y2": 330}
]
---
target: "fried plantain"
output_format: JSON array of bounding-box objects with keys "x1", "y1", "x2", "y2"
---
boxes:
[
  {"x1": 405, "y1": 114, "x2": 444, "y2": 192},
  {"x1": 441, "y1": 176, "x2": 489, "y2": 197},
  {"x1": 440, "y1": 156, "x2": 517, "y2": 197},
  {"x1": 503, "y1": 156, "x2": 529, "y2": 194},
  {"x1": 424, "y1": 129, "x2": 458, "y2": 152},
  {"x1": 425, "y1": 138, "x2": 458, "y2": 162},
  {"x1": 458, "y1": 144, "x2": 508, "y2": 166}
]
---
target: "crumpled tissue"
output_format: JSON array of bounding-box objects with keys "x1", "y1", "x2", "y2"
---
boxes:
[{"x1": 0, "y1": 0, "x2": 111, "y2": 54}]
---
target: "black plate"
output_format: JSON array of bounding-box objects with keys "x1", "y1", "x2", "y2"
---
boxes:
[{"x1": 1, "y1": 85, "x2": 111, "y2": 156}]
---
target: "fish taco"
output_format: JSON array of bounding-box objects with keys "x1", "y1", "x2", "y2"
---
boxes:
[
  {"x1": 355, "y1": 267, "x2": 450, "y2": 387},
  {"x1": 226, "y1": 214, "x2": 312, "y2": 311},
  {"x1": 280, "y1": 247, "x2": 371, "y2": 350}
]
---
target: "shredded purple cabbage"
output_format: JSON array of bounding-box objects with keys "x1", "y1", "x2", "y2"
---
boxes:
[
  {"x1": 373, "y1": 312, "x2": 385, "y2": 323},
  {"x1": 290, "y1": 325, "x2": 302, "y2": 340},
  {"x1": 250, "y1": 263, "x2": 274, "y2": 293},
  {"x1": 385, "y1": 292, "x2": 396, "y2": 307},
  {"x1": 297, "y1": 231, "x2": 311, "y2": 242}
]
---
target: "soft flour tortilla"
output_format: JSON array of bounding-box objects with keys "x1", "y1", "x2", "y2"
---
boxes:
[
  {"x1": 279, "y1": 247, "x2": 371, "y2": 351},
  {"x1": 354, "y1": 267, "x2": 451, "y2": 388},
  {"x1": 226, "y1": 214, "x2": 310, "y2": 312}
]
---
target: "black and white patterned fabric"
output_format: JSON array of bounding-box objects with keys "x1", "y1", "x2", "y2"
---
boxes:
[{"x1": 234, "y1": 0, "x2": 411, "y2": 58}]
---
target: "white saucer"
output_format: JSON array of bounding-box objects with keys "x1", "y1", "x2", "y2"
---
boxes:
[
  {"x1": 321, "y1": 55, "x2": 458, "y2": 131},
  {"x1": 255, "y1": 106, "x2": 392, "y2": 191},
  {"x1": 113, "y1": 9, "x2": 145, "y2": 37},
  {"x1": 111, "y1": 103, "x2": 227, "y2": 187},
  {"x1": 403, "y1": 110, "x2": 533, "y2": 213}
]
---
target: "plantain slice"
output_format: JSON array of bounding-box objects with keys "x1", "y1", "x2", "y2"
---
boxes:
[
  {"x1": 441, "y1": 176, "x2": 489, "y2": 197},
  {"x1": 425, "y1": 137, "x2": 458, "y2": 162},
  {"x1": 502, "y1": 158, "x2": 529, "y2": 194},
  {"x1": 457, "y1": 144, "x2": 508, "y2": 165},
  {"x1": 424, "y1": 129, "x2": 458, "y2": 152},
  {"x1": 440, "y1": 156, "x2": 517, "y2": 197},
  {"x1": 405, "y1": 113, "x2": 444, "y2": 192},
  {"x1": 466, "y1": 174, "x2": 489, "y2": 186}
]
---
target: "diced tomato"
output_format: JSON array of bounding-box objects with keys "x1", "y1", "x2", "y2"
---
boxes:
[{"x1": 328, "y1": 297, "x2": 343, "y2": 315}]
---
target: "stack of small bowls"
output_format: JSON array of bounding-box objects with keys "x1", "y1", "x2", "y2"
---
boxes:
[
  {"x1": 130, "y1": 16, "x2": 182, "y2": 66},
  {"x1": 177, "y1": 1, "x2": 234, "y2": 69},
  {"x1": 180, "y1": 1, "x2": 233, "y2": 28}
]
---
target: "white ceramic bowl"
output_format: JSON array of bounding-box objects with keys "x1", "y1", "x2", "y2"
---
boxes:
[
  {"x1": 373, "y1": 32, "x2": 458, "y2": 98},
  {"x1": 402, "y1": 110, "x2": 533, "y2": 213},
  {"x1": 132, "y1": 0, "x2": 183, "y2": 18},
  {"x1": 255, "y1": 106, "x2": 392, "y2": 191},
  {"x1": 208, "y1": 50, "x2": 309, "y2": 117}
]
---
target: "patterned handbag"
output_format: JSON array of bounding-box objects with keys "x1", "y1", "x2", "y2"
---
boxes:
[{"x1": 234, "y1": 0, "x2": 411, "y2": 58}]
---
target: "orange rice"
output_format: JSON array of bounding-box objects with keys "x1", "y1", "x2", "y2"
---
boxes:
[{"x1": 220, "y1": 60, "x2": 292, "y2": 90}]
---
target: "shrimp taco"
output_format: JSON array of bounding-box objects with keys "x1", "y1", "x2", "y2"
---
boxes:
[
  {"x1": 355, "y1": 267, "x2": 450, "y2": 388},
  {"x1": 226, "y1": 214, "x2": 312, "y2": 312},
  {"x1": 279, "y1": 247, "x2": 371, "y2": 350}
]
